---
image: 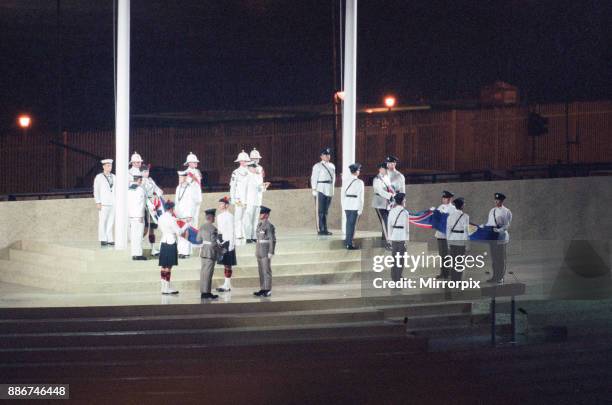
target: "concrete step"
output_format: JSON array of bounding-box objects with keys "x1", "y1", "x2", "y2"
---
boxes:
[
  {"x1": 0, "y1": 320, "x2": 406, "y2": 349},
  {"x1": 8, "y1": 248, "x2": 87, "y2": 271},
  {"x1": 379, "y1": 301, "x2": 472, "y2": 318},
  {"x1": 406, "y1": 321, "x2": 512, "y2": 338},
  {"x1": 0, "y1": 307, "x2": 385, "y2": 334}
]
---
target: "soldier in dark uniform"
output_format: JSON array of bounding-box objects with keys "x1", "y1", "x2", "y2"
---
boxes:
[
  {"x1": 254, "y1": 206, "x2": 276, "y2": 297},
  {"x1": 196, "y1": 209, "x2": 221, "y2": 300}
]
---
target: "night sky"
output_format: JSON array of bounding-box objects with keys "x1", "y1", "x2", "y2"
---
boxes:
[{"x1": 0, "y1": 0, "x2": 610, "y2": 131}]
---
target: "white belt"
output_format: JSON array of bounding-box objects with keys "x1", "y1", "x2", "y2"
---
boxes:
[
  {"x1": 200, "y1": 241, "x2": 212, "y2": 245},
  {"x1": 257, "y1": 240, "x2": 271, "y2": 244}
]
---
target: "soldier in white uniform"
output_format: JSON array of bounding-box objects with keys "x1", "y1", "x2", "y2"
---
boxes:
[
  {"x1": 249, "y1": 148, "x2": 265, "y2": 176},
  {"x1": 230, "y1": 150, "x2": 250, "y2": 244},
  {"x1": 175, "y1": 171, "x2": 198, "y2": 258},
  {"x1": 157, "y1": 201, "x2": 190, "y2": 295},
  {"x1": 127, "y1": 174, "x2": 147, "y2": 260},
  {"x1": 310, "y1": 147, "x2": 336, "y2": 235},
  {"x1": 129, "y1": 151, "x2": 144, "y2": 183},
  {"x1": 435, "y1": 190, "x2": 456, "y2": 279},
  {"x1": 184, "y1": 152, "x2": 203, "y2": 226},
  {"x1": 486, "y1": 192, "x2": 512, "y2": 283},
  {"x1": 385, "y1": 155, "x2": 406, "y2": 194},
  {"x1": 387, "y1": 193, "x2": 409, "y2": 281},
  {"x1": 372, "y1": 162, "x2": 395, "y2": 241},
  {"x1": 446, "y1": 197, "x2": 470, "y2": 281},
  {"x1": 141, "y1": 164, "x2": 164, "y2": 256},
  {"x1": 216, "y1": 197, "x2": 237, "y2": 293},
  {"x1": 341, "y1": 163, "x2": 365, "y2": 250},
  {"x1": 93, "y1": 159, "x2": 115, "y2": 247},
  {"x1": 244, "y1": 162, "x2": 270, "y2": 243}
]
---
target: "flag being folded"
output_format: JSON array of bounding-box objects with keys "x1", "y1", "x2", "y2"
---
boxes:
[{"x1": 408, "y1": 209, "x2": 500, "y2": 241}]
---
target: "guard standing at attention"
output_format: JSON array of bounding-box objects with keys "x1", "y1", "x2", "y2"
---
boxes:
[
  {"x1": 435, "y1": 190, "x2": 456, "y2": 279},
  {"x1": 93, "y1": 159, "x2": 115, "y2": 247},
  {"x1": 127, "y1": 174, "x2": 147, "y2": 260},
  {"x1": 310, "y1": 147, "x2": 336, "y2": 235},
  {"x1": 387, "y1": 193, "x2": 409, "y2": 282},
  {"x1": 196, "y1": 209, "x2": 221, "y2": 300},
  {"x1": 486, "y1": 193, "x2": 512, "y2": 283},
  {"x1": 372, "y1": 162, "x2": 395, "y2": 241},
  {"x1": 129, "y1": 151, "x2": 144, "y2": 183},
  {"x1": 446, "y1": 197, "x2": 470, "y2": 281},
  {"x1": 254, "y1": 206, "x2": 276, "y2": 297},
  {"x1": 230, "y1": 150, "x2": 251, "y2": 244},
  {"x1": 385, "y1": 155, "x2": 406, "y2": 194},
  {"x1": 249, "y1": 148, "x2": 265, "y2": 176},
  {"x1": 341, "y1": 163, "x2": 365, "y2": 250},
  {"x1": 216, "y1": 197, "x2": 237, "y2": 293}
]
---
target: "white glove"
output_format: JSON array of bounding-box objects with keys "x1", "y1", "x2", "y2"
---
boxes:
[
  {"x1": 267, "y1": 253, "x2": 273, "y2": 259},
  {"x1": 430, "y1": 206, "x2": 436, "y2": 211},
  {"x1": 312, "y1": 190, "x2": 317, "y2": 197},
  {"x1": 358, "y1": 211, "x2": 362, "y2": 216},
  {"x1": 493, "y1": 227, "x2": 500, "y2": 233}
]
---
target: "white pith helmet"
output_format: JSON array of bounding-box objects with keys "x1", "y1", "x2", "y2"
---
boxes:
[
  {"x1": 183, "y1": 152, "x2": 199, "y2": 166},
  {"x1": 249, "y1": 148, "x2": 262, "y2": 160},
  {"x1": 234, "y1": 150, "x2": 250, "y2": 163}
]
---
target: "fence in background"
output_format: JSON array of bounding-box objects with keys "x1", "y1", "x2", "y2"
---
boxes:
[{"x1": 1, "y1": 100, "x2": 610, "y2": 195}]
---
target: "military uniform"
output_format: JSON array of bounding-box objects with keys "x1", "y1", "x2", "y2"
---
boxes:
[
  {"x1": 387, "y1": 194, "x2": 409, "y2": 282},
  {"x1": 341, "y1": 164, "x2": 365, "y2": 249},
  {"x1": 184, "y1": 152, "x2": 203, "y2": 226},
  {"x1": 93, "y1": 159, "x2": 115, "y2": 246},
  {"x1": 141, "y1": 165, "x2": 163, "y2": 255},
  {"x1": 196, "y1": 210, "x2": 221, "y2": 299},
  {"x1": 385, "y1": 155, "x2": 406, "y2": 194},
  {"x1": 435, "y1": 191, "x2": 456, "y2": 279},
  {"x1": 446, "y1": 198, "x2": 469, "y2": 281},
  {"x1": 486, "y1": 193, "x2": 513, "y2": 283},
  {"x1": 127, "y1": 176, "x2": 147, "y2": 260},
  {"x1": 230, "y1": 150, "x2": 251, "y2": 243},
  {"x1": 249, "y1": 148, "x2": 265, "y2": 176},
  {"x1": 372, "y1": 165, "x2": 395, "y2": 240},
  {"x1": 310, "y1": 148, "x2": 336, "y2": 235},
  {"x1": 244, "y1": 164, "x2": 265, "y2": 242},
  {"x1": 175, "y1": 171, "x2": 199, "y2": 257},
  {"x1": 255, "y1": 207, "x2": 276, "y2": 296},
  {"x1": 128, "y1": 152, "x2": 143, "y2": 183}
]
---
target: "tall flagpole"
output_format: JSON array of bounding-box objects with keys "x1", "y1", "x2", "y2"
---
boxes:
[
  {"x1": 115, "y1": 0, "x2": 130, "y2": 249},
  {"x1": 342, "y1": 0, "x2": 357, "y2": 235}
]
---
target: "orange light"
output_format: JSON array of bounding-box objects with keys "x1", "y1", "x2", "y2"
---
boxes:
[
  {"x1": 335, "y1": 91, "x2": 345, "y2": 101},
  {"x1": 366, "y1": 109, "x2": 374, "y2": 114},
  {"x1": 384, "y1": 96, "x2": 396, "y2": 109},
  {"x1": 18, "y1": 115, "x2": 31, "y2": 129}
]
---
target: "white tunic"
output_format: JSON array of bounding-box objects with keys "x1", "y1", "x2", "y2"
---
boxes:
[
  {"x1": 216, "y1": 211, "x2": 235, "y2": 251},
  {"x1": 486, "y1": 205, "x2": 512, "y2": 243},
  {"x1": 158, "y1": 211, "x2": 188, "y2": 244},
  {"x1": 230, "y1": 166, "x2": 249, "y2": 203},
  {"x1": 93, "y1": 173, "x2": 115, "y2": 206},
  {"x1": 175, "y1": 183, "x2": 197, "y2": 219},
  {"x1": 387, "y1": 205, "x2": 410, "y2": 241},
  {"x1": 127, "y1": 184, "x2": 146, "y2": 218},
  {"x1": 245, "y1": 172, "x2": 265, "y2": 207},
  {"x1": 341, "y1": 175, "x2": 365, "y2": 214},
  {"x1": 446, "y1": 209, "x2": 470, "y2": 246},
  {"x1": 387, "y1": 169, "x2": 406, "y2": 194},
  {"x1": 372, "y1": 174, "x2": 394, "y2": 209},
  {"x1": 435, "y1": 203, "x2": 456, "y2": 239},
  {"x1": 310, "y1": 161, "x2": 336, "y2": 197}
]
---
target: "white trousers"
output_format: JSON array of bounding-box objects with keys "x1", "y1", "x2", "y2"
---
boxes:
[
  {"x1": 193, "y1": 204, "x2": 201, "y2": 228},
  {"x1": 234, "y1": 205, "x2": 246, "y2": 240},
  {"x1": 177, "y1": 235, "x2": 191, "y2": 256},
  {"x1": 129, "y1": 217, "x2": 144, "y2": 256},
  {"x1": 98, "y1": 205, "x2": 115, "y2": 242},
  {"x1": 244, "y1": 205, "x2": 260, "y2": 240}
]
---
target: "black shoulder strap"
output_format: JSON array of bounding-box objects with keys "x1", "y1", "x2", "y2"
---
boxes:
[
  {"x1": 344, "y1": 179, "x2": 358, "y2": 195},
  {"x1": 451, "y1": 213, "x2": 464, "y2": 232},
  {"x1": 493, "y1": 208, "x2": 499, "y2": 227},
  {"x1": 392, "y1": 208, "x2": 408, "y2": 229},
  {"x1": 320, "y1": 162, "x2": 334, "y2": 181}
]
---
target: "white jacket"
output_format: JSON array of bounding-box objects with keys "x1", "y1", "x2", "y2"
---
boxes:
[
  {"x1": 387, "y1": 205, "x2": 410, "y2": 241},
  {"x1": 158, "y1": 211, "x2": 189, "y2": 244},
  {"x1": 127, "y1": 184, "x2": 146, "y2": 218},
  {"x1": 230, "y1": 166, "x2": 249, "y2": 203},
  {"x1": 372, "y1": 174, "x2": 394, "y2": 209},
  {"x1": 175, "y1": 183, "x2": 198, "y2": 219},
  {"x1": 216, "y1": 211, "x2": 235, "y2": 251},
  {"x1": 435, "y1": 203, "x2": 456, "y2": 239},
  {"x1": 486, "y1": 205, "x2": 512, "y2": 243},
  {"x1": 341, "y1": 176, "x2": 364, "y2": 214},
  {"x1": 388, "y1": 169, "x2": 406, "y2": 194},
  {"x1": 446, "y1": 210, "x2": 470, "y2": 246},
  {"x1": 245, "y1": 172, "x2": 264, "y2": 206},
  {"x1": 93, "y1": 173, "x2": 115, "y2": 206},
  {"x1": 311, "y1": 161, "x2": 336, "y2": 197}
]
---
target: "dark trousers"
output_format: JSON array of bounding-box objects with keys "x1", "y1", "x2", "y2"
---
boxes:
[
  {"x1": 375, "y1": 208, "x2": 389, "y2": 240},
  {"x1": 489, "y1": 242, "x2": 507, "y2": 281},
  {"x1": 437, "y1": 238, "x2": 450, "y2": 278},
  {"x1": 391, "y1": 241, "x2": 406, "y2": 281},
  {"x1": 344, "y1": 210, "x2": 358, "y2": 246},
  {"x1": 449, "y1": 244, "x2": 466, "y2": 281},
  {"x1": 317, "y1": 192, "x2": 332, "y2": 232}
]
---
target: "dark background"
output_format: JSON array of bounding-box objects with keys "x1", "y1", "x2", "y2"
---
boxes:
[{"x1": 0, "y1": 0, "x2": 610, "y2": 131}]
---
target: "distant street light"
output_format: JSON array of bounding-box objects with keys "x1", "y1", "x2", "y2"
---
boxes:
[
  {"x1": 384, "y1": 96, "x2": 396, "y2": 110},
  {"x1": 18, "y1": 114, "x2": 32, "y2": 129}
]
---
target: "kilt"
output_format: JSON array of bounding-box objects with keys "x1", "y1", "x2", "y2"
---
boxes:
[
  {"x1": 159, "y1": 242, "x2": 178, "y2": 267},
  {"x1": 217, "y1": 243, "x2": 237, "y2": 266}
]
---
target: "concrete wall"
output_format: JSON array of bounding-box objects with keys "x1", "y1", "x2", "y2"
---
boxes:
[{"x1": 0, "y1": 176, "x2": 608, "y2": 250}]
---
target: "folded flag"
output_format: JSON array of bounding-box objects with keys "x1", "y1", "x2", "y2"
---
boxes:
[
  {"x1": 175, "y1": 219, "x2": 202, "y2": 246},
  {"x1": 408, "y1": 209, "x2": 500, "y2": 241}
]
